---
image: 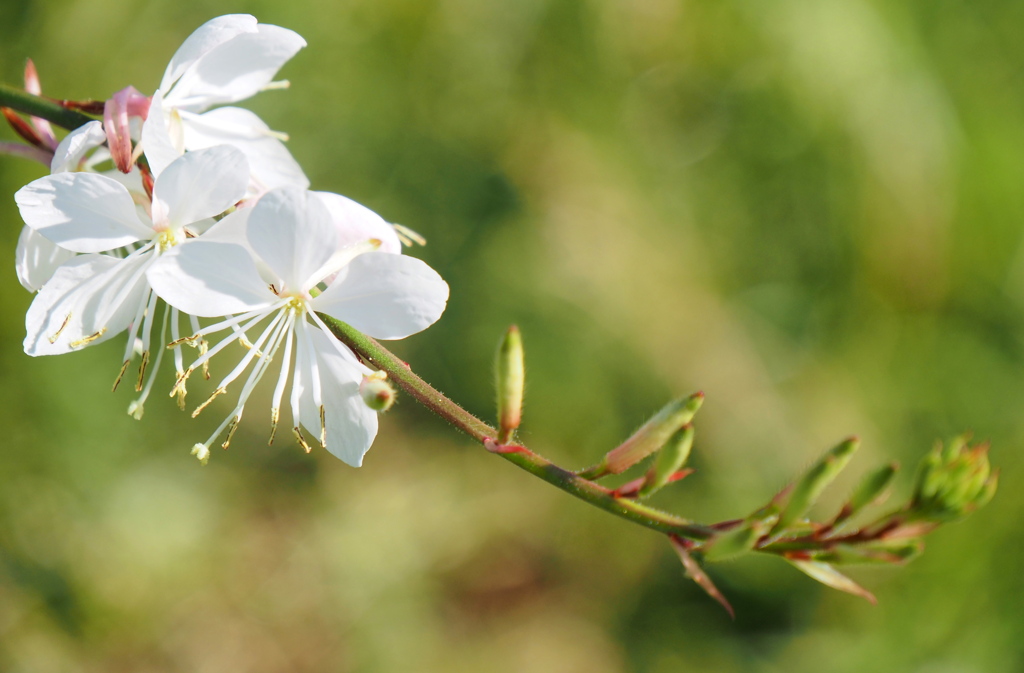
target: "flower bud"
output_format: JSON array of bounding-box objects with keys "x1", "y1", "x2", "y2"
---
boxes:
[
  {"x1": 360, "y1": 372, "x2": 396, "y2": 412},
  {"x1": 770, "y1": 437, "x2": 859, "y2": 538},
  {"x1": 638, "y1": 424, "x2": 695, "y2": 498},
  {"x1": 839, "y1": 462, "x2": 898, "y2": 522},
  {"x1": 495, "y1": 325, "x2": 525, "y2": 442},
  {"x1": 102, "y1": 86, "x2": 151, "y2": 173},
  {"x1": 586, "y1": 392, "x2": 703, "y2": 478}
]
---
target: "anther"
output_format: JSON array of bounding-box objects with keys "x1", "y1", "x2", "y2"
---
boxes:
[
  {"x1": 170, "y1": 367, "x2": 193, "y2": 397},
  {"x1": 49, "y1": 313, "x2": 72, "y2": 344},
  {"x1": 69, "y1": 328, "x2": 107, "y2": 349},
  {"x1": 192, "y1": 387, "x2": 226, "y2": 418},
  {"x1": 112, "y1": 360, "x2": 131, "y2": 392},
  {"x1": 319, "y1": 406, "x2": 326, "y2": 448},
  {"x1": 199, "y1": 340, "x2": 210, "y2": 379},
  {"x1": 135, "y1": 351, "x2": 150, "y2": 392},
  {"x1": 221, "y1": 416, "x2": 240, "y2": 450},
  {"x1": 168, "y1": 334, "x2": 199, "y2": 348},
  {"x1": 293, "y1": 427, "x2": 313, "y2": 454},
  {"x1": 269, "y1": 407, "x2": 279, "y2": 445},
  {"x1": 237, "y1": 336, "x2": 266, "y2": 358}
]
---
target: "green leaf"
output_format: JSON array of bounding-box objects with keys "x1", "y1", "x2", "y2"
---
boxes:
[
  {"x1": 669, "y1": 536, "x2": 734, "y2": 618},
  {"x1": 787, "y1": 559, "x2": 876, "y2": 603}
]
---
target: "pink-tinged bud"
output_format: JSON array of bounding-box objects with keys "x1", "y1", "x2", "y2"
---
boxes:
[
  {"x1": 23, "y1": 59, "x2": 56, "y2": 150},
  {"x1": 495, "y1": 325, "x2": 525, "y2": 443},
  {"x1": 23, "y1": 59, "x2": 41, "y2": 95},
  {"x1": 591, "y1": 392, "x2": 703, "y2": 478},
  {"x1": 360, "y1": 372, "x2": 396, "y2": 412},
  {"x1": 2, "y1": 108, "x2": 44, "y2": 148},
  {"x1": 103, "y1": 86, "x2": 151, "y2": 173}
]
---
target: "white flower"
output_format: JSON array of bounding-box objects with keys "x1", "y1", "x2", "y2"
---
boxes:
[
  {"x1": 146, "y1": 187, "x2": 449, "y2": 466},
  {"x1": 15, "y1": 121, "x2": 145, "y2": 291},
  {"x1": 142, "y1": 14, "x2": 308, "y2": 195},
  {"x1": 15, "y1": 145, "x2": 249, "y2": 414}
]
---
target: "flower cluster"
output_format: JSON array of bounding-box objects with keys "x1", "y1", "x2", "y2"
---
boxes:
[{"x1": 11, "y1": 15, "x2": 449, "y2": 466}]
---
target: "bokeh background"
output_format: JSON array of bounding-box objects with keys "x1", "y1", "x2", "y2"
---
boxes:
[{"x1": 1, "y1": 0, "x2": 1022, "y2": 671}]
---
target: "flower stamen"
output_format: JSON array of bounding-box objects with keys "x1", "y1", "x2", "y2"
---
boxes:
[
  {"x1": 69, "y1": 328, "x2": 107, "y2": 349},
  {"x1": 192, "y1": 387, "x2": 226, "y2": 418},
  {"x1": 392, "y1": 223, "x2": 426, "y2": 247},
  {"x1": 222, "y1": 415, "x2": 240, "y2": 449},
  {"x1": 129, "y1": 304, "x2": 170, "y2": 419},
  {"x1": 135, "y1": 350, "x2": 150, "y2": 392},
  {"x1": 293, "y1": 427, "x2": 313, "y2": 453},
  {"x1": 113, "y1": 360, "x2": 131, "y2": 392},
  {"x1": 49, "y1": 313, "x2": 72, "y2": 343},
  {"x1": 268, "y1": 312, "x2": 296, "y2": 445}
]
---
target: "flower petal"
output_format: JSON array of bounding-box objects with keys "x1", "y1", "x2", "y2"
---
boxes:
[
  {"x1": 165, "y1": 24, "x2": 306, "y2": 112},
  {"x1": 312, "y1": 252, "x2": 449, "y2": 340},
  {"x1": 151, "y1": 145, "x2": 249, "y2": 229},
  {"x1": 160, "y1": 14, "x2": 259, "y2": 92},
  {"x1": 140, "y1": 90, "x2": 183, "y2": 178},
  {"x1": 16, "y1": 226, "x2": 75, "y2": 291},
  {"x1": 15, "y1": 172, "x2": 152, "y2": 253},
  {"x1": 181, "y1": 106, "x2": 309, "y2": 192},
  {"x1": 25, "y1": 253, "x2": 150, "y2": 356},
  {"x1": 50, "y1": 121, "x2": 107, "y2": 174},
  {"x1": 198, "y1": 207, "x2": 251, "y2": 244},
  {"x1": 298, "y1": 328, "x2": 377, "y2": 467},
  {"x1": 247, "y1": 187, "x2": 337, "y2": 293},
  {"x1": 147, "y1": 241, "x2": 273, "y2": 317},
  {"x1": 313, "y1": 191, "x2": 402, "y2": 254}
]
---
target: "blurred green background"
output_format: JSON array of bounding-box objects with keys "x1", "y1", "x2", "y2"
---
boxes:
[{"x1": 1, "y1": 0, "x2": 1022, "y2": 670}]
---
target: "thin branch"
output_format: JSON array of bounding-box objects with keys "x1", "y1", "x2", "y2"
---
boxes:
[
  {"x1": 317, "y1": 313, "x2": 716, "y2": 541},
  {"x1": 0, "y1": 84, "x2": 94, "y2": 131}
]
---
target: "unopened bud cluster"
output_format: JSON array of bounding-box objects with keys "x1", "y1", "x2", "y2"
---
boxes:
[{"x1": 911, "y1": 436, "x2": 997, "y2": 523}]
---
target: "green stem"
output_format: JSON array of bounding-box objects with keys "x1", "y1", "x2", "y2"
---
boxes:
[
  {"x1": 0, "y1": 84, "x2": 94, "y2": 131},
  {"x1": 317, "y1": 313, "x2": 715, "y2": 541}
]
